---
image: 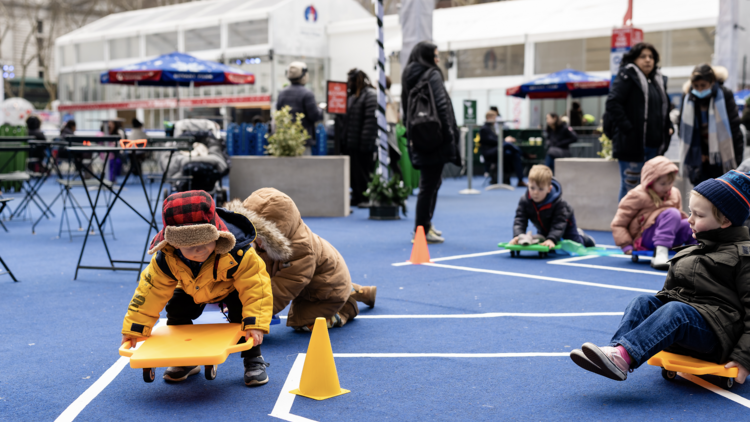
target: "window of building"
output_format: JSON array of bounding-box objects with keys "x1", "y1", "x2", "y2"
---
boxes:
[
  {"x1": 457, "y1": 44, "x2": 524, "y2": 78},
  {"x1": 388, "y1": 51, "x2": 401, "y2": 85},
  {"x1": 185, "y1": 26, "x2": 221, "y2": 52},
  {"x1": 77, "y1": 40, "x2": 104, "y2": 63},
  {"x1": 146, "y1": 32, "x2": 178, "y2": 56},
  {"x1": 669, "y1": 27, "x2": 714, "y2": 67},
  {"x1": 534, "y1": 37, "x2": 610, "y2": 74},
  {"x1": 109, "y1": 37, "x2": 139, "y2": 60},
  {"x1": 58, "y1": 73, "x2": 74, "y2": 102},
  {"x1": 228, "y1": 20, "x2": 269, "y2": 48}
]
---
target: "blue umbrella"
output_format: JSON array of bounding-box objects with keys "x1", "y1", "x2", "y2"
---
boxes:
[
  {"x1": 734, "y1": 89, "x2": 750, "y2": 114},
  {"x1": 507, "y1": 69, "x2": 610, "y2": 99},
  {"x1": 100, "y1": 52, "x2": 254, "y2": 87}
]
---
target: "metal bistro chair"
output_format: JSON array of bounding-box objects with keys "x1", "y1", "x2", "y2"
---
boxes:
[{"x1": 0, "y1": 197, "x2": 17, "y2": 281}]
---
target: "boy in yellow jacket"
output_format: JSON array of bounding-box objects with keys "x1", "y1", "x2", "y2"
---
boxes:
[{"x1": 120, "y1": 191, "x2": 273, "y2": 386}]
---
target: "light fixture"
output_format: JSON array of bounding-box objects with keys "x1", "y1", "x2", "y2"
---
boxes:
[
  {"x1": 9, "y1": 73, "x2": 14, "y2": 78},
  {"x1": 235, "y1": 59, "x2": 242, "y2": 65},
  {"x1": 2, "y1": 72, "x2": 7, "y2": 78}
]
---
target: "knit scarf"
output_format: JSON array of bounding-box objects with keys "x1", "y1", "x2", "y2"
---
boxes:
[
  {"x1": 679, "y1": 86, "x2": 735, "y2": 177},
  {"x1": 625, "y1": 64, "x2": 668, "y2": 145}
]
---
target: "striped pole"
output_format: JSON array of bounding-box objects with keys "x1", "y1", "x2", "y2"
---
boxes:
[{"x1": 375, "y1": 0, "x2": 389, "y2": 178}]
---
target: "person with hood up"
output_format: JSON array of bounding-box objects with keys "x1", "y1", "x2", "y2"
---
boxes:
[
  {"x1": 120, "y1": 191, "x2": 273, "y2": 386},
  {"x1": 401, "y1": 41, "x2": 461, "y2": 244},
  {"x1": 604, "y1": 43, "x2": 673, "y2": 200},
  {"x1": 611, "y1": 156, "x2": 695, "y2": 270},
  {"x1": 677, "y1": 64, "x2": 743, "y2": 186},
  {"x1": 276, "y1": 61, "x2": 322, "y2": 154},
  {"x1": 571, "y1": 170, "x2": 750, "y2": 385},
  {"x1": 224, "y1": 188, "x2": 377, "y2": 331},
  {"x1": 509, "y1": 164, "x2": 594, "y2": 249}
]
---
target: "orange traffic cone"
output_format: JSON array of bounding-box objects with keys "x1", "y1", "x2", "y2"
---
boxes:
[
  {"x1": 409, "y1": 225, "x2": 431, "y2": 264},
  {"x1": 290, "y1": 318, "x2": 350, "y2": 400}
]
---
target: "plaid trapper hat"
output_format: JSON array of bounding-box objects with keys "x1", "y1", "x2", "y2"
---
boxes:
[{"x1": 148, "y1": 190, "x2": 235, "y2": 255}]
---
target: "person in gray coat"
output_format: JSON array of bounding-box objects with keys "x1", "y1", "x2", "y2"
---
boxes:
[{"x1": 276, "y1": 61, "x2": 321, "y2": 152}]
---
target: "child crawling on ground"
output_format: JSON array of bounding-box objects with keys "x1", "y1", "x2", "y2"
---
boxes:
[
  {"x1": 509, "y1": 164, "x2": 594, "y2": 248},
  {"x1": 120, "y1": 191, "x2": 273, "y2": 386},
  {"x1": 571, "y1": 170, "x2": 750, "y2": 384},
  {"x1": 611, "y1": 156, "x2": 696, "y2": 270}
]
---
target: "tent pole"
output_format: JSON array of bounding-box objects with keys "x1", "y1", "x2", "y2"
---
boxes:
[{"x1": 566, "y1": 94, "x2": 572, "y2": 124}]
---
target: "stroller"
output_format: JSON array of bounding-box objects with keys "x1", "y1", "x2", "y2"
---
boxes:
[{"x1": 160, "y1": 119, "x2": 230, "y2": 205}]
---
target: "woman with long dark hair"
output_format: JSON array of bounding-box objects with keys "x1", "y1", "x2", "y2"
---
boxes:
[
  {"x1": 678, "y1": 64, "x2": 743, "y2": 185},
  {"x1": 604, "y1": 42, "x2": 673, "y2": 200},
  {"x1": 401, "y1": 41, "x2": 460, "y2": 243},
  {"x1": 345, "y1": 68, "x2": 378, "y2": 207}
]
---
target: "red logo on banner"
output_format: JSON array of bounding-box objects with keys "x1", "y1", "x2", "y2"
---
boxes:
[
  {"x1": 611, "y1": 27, "x2": 643, "y2": 49},
  {"x1": 326, "y1": 81, "x2": 348, "y2": 115}
]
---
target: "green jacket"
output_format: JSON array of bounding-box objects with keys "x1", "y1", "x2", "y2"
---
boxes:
[{"x1": 657, "y1": 227, "x2": 750, "y2": 370}]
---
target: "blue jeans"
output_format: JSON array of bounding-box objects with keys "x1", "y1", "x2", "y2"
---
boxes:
[
  {"x1": 544, "y1": 154, "x2": 555, "y2": 173},
  {"x1": 609, "y1": 295, "x2": 718, "y2": 369},
  {"x1": 618, "y1": 147, "x2": 659, "y2": 201}
]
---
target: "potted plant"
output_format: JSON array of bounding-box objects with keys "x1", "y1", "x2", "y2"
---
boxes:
[
  {"x1": 365, "y1": 171, "x2": 411, "y2": 220},
  {"x1": 264, "y1": 106, "x2": 307, "y2": 157}
]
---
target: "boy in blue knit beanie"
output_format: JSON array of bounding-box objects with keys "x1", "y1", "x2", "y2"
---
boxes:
[{"x1": 570, "y1": 170, "x2": 750, "y2": 384}]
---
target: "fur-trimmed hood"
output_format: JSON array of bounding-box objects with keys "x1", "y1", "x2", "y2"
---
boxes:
[
  {"x1": 682, "y1": 65, "x2": 728, "y2": 94},
  {"x1": 224, "y1": 198, "x2": 293, "y2": 262}
]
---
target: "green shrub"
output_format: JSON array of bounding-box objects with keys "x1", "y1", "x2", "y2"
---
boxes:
[{"x1": 265, "y1": 106, "x2": 308, "y2": 157}]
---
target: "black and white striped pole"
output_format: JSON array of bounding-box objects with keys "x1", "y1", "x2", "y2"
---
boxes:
[{"x1": 375, "y1": 0, "x2": 390, "y2": 178}]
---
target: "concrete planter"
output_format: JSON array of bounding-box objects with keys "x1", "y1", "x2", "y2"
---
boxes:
[
  {"x1": 555, "y1": 158, "x2": 691, "y2": 231},
  {"x1": 229, "y1": 156, "x2": 350, "y2": 217}
]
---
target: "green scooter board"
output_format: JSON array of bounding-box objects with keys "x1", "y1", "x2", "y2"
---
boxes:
[{"x1": 498, "y1": 242, "x2": 561, "y2": 258}]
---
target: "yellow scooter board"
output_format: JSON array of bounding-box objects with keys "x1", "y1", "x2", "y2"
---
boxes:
[
  {"x1": 647, "y1": 351, "x2": 738, "y2": 389},
  {"x1": 119, "y1": 323, "x2": 253, "y2": 383}
]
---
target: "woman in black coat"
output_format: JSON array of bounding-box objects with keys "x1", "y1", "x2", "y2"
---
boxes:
[
  {"x1": 604, "y1": 43, "x2": 673, "y2": 200},
  {"x1": 543, "y1": 113, "x2": 577, "y2": 173},
  {"x1": 345, "y1": 69, "x2": 378, "y2": 207},
  {"x1": 401, "y1": 41, "x2": 460, "y2": 243},
  {"x1": 677, "y1": 64, "x2": 743, "y2": 186}
]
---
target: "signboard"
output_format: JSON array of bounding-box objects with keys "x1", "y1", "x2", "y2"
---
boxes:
[
  {"x1": 610, "y1": 27, "x2": 643, "y2": 80},
  {"x1": 463, "y1": 99, "x2": 477, "y2": 125},
  {"x1": 57, "y1": 95, "x2": 271, "y2": 112},
  {"x1": 326, "y1": 81, "x2": 348, "y2": 115}
]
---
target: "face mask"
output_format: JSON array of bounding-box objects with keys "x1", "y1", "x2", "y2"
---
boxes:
[{"x1": 691, "y1": 88, "x2": 712, "y2": 99}]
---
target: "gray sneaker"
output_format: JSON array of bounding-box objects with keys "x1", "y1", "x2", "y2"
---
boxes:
[
  {"x1": 244, "y1": 356, "x2": 270, "y2": 386},
  {"x1": 412, "y1": 229, "x2": 444, "y2": 244},
  {"x1": 163, "y1": 366, "x2": 200, "y2": 382}
]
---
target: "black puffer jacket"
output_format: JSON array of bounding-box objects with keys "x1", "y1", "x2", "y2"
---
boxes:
[
  {"x1": 513, "y1": 179, "x2": 576, "y2": 243},
  {"x1": 545, "y1": 122, "x2": 577, "y2": 158},
  {"x1": 345, "y1": 86, "x2": 378, "y2": 153},
  {"x1": 401, "y1": 63, "x2": 460, "y2": 168},
  {"x1": 276, "y1": 83, "x2": 321, "y2": 144},
  {"x1": 656, "y1": 227, "x2": 750, "y2": 371},
  {"x1": 604, "y1": 65, "x2": 673, "y2": 162}
]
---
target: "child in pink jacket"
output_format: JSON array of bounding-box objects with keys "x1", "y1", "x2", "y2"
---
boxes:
[{"x1": 611, "y1": 156, "x2": 696, "y2": 270}]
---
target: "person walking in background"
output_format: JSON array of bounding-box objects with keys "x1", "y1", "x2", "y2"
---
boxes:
[
  {"x1": 385, "y1": 76, "x2": 402, "y2": 179},
  {"x1": 604, "y1": 42, "x2": 673, "y2": 200},
  {"x1": 678, "y1": 64, "x2": 743, "y2": 186},
  {"x1": 401, "y1": 41, "x2": 461, "y2": 244},
  {"x1": 543, "y1": 112, "x2": 577, "y2": 174},
  {"x1": 345, "y1": 68, "x2": 378, "y2": 208},
  {"x1": 276, "y1": 62, "x2": 321, "y2": 155},
  {"x1": 129, "y1": 118, "x2": 147, "y2": 140}
]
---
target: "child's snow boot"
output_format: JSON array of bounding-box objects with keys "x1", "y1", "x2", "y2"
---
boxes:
[
  {"x1": 651, "y1": 246, "x2": 670, "y2": 271},
  {"x1": 351, "y1": 285, "x2": 377, "y2": 308}
]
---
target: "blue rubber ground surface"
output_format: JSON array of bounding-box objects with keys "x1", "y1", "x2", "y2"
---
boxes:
[{"x1": 1, "y1": 175, "x2": 748, "y2": 421}]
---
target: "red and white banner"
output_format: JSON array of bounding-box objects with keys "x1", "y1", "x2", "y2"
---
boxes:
[
  {"x1": 326, "y1": 81, "x2": 347, "y2": 115},
  {"x1": 58, "y1": 95, "x2": 271, "y2": 112}
]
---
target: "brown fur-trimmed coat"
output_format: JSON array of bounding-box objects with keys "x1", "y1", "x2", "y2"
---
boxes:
[{"x1": 224, "y1": 188, "x2": 355, "y2": 327}]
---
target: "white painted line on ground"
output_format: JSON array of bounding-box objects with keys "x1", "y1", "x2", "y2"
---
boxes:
[
  {"x1": 548, "y1": 255, "x2": 666, "y2": 276},
  {"x1": 355, "y1": 312, "x2": 623, "y2": 319},
  {"x1": 392, "y1": 250, "x2": 509, "y2": 266},
  {"x1": 679, "y1": 373, "x2": 750, "y2": 409},
  {"x1": 423, "y1": 262, "x2": 658, "y2": 293},
  {"x1": 269, "y1": 353, "x2": 316, "y2": 422},
  {"x1": 55, "y1": 319, "x2": 167, "y2": 422},
  {"x1": 334, "y1": 352, "x2": 569, "y2": 358}
]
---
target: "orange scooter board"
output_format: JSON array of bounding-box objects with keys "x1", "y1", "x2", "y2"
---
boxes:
[
  {"x1": 647, "y1": 351, "x2": 738, "y2": 389},
  {"x1": 119, "y1": 323, "x2": 253, "y2": 382}
]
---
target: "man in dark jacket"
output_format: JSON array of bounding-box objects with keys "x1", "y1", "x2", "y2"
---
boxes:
[
  {"x1": 510, "y1": 165, "x2": 593, "y2": 247},
  {"x1": 570, "y1": 170, "x2": 750, "y2": 384},
  {"x1": 276, "y1": 62, "x2": 321, "y2": 152}
]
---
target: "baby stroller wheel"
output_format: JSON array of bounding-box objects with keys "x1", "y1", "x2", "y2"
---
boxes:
[
  {"x1": 724, "y1": 377, "x2": 734, "y2": 389},
  {"x1": 661, "y1": 368, "x2": 676, "y2": 381},
  {"x1": 631, "y1": 254, "x2": 639, "y2": 263}
]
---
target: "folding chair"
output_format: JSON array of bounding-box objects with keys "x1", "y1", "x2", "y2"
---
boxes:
[
  {"x1": 0, "y1": 197, "x2": 17, "y2": 282},
  {"x1": 0, "y1": 197, "x2": 12, "y2": 232}
]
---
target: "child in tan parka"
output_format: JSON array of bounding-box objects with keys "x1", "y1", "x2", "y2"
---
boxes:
[
  {"x1": 225, "y1": 188, "x2": 377, "y2": 331},
  {"x1": 611, "y1": 156, "x2": 696, "y2": 269}
]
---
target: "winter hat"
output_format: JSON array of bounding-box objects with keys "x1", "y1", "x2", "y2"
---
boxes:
[
  {"x1": 148, "y1": 190, "x2": 235, "y2": 255},
  {"x1": 693, "y1": 170, "x2": 750, "y2": 226},
  {"x1": 286, "y1": 61, "x2": 308, "y2": 81}
]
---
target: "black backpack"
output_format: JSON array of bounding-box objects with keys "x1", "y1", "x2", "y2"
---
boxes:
[{"x1": 406, "y1": 69, "x2": 443, "y2": 153}]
